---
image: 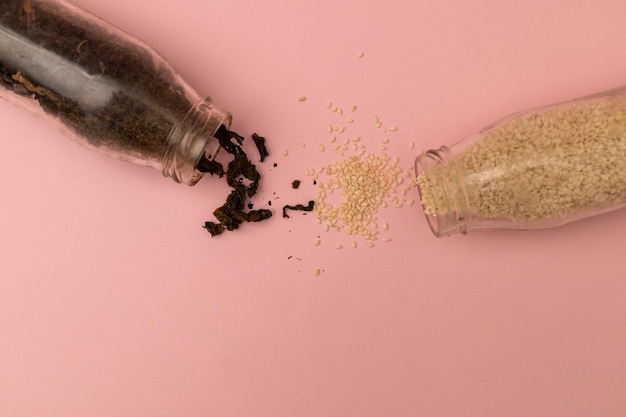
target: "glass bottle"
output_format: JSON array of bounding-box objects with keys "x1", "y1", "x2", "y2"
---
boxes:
[
  {"x1": 415, "y1": 87, "x2": 626, "y2": 237},
  {"x1": 0, "y1": 0, "x2": 231, "y2": 185}
]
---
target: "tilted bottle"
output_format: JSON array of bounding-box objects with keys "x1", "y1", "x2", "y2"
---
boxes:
[
  {"x1": 415, "y1": 87, "x2": 626, "y2": 237},
  {"x1": 0, "y1": 0, "x2": 231, "y2": 185}
]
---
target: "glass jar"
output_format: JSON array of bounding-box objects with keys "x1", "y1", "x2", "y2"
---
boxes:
[
  {"x1": 0, "y1": 0, "x2": 231, "y2": 185},
  {"x1": 415, "y1": 87, "x2": 626, "y2": 237}
]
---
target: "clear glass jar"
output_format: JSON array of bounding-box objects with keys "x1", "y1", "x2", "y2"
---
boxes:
[
  {"x1": 415, "y1": 87, "x2": 626, "y2": 237},
  {"x1": 0, "y1": 0, "x2": 231, "y2": 185}
]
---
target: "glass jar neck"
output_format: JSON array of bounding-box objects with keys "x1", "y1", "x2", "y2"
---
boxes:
[
  {"x1": 415, "y1": 146, "x2": 471, "y2": 237},
  {"x1": 162, "y1": 97, "x2": 232, "y2": 186}
]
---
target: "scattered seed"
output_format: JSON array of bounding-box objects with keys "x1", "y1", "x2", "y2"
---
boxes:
[
  {"x1": 327, "y1": 125, "x2": 333, "y2": 133},
  {"x1": 298, "y1": 142, "x2": 306, "y2": 148},
  {"x1": 319, "y1": 144, "x2": 326, "y2": 152},
  {"x1": 383, "y1": 222, "x2": 389, "y2": 230},
  {"x1": 326, "y1": 101, "x2": 333, "y2": 109},
  {"x1": 313, "y1": 239, "x2": 321, "y2": 246},
  {"x1": 314, "y1": 269, "x2": 321, "y2": 276},
  {"x1": 365, "y1": 242, "x2": 375, "y2": 248},
  {"x1": 389, "y1": 126, "x2": 398, "y2": 132},
  {"x1": 299, "y1": 96, "x2": 307, "y2": 102},
  {"x1": 383, "y1": 237, "x2": 391, "y2": 243},
  {"x1": 346, "y1": 118, "x2": 354, "y2": 123},
  {"x1": 351, "y1": 105, "x2": 358, "y2": 112},
  {"x1": 382, "y1": 138, "x2": 390, "y2": 144},
  {"x1": 351, "y1": 241, "x2": 357, "y2": 248},
  {"x1": 410, "y1": 141, "x2": 415, "y2": 149},
  {"x1": 335, "y1": 243, "x2": 343, "y2": 249},
  {"x1": 282, "y1": 149, "x2": 289, "y2": 156},
  {"x1": 357, "y1": 52, "x2": 365, "y2": 59}
]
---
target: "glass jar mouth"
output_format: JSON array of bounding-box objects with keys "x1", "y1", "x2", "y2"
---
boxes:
[
  {"x1": 162, "y1": 98, "x2": 232, "y2": 186},
  {"x1": 415, "y1": 147, "x2": 469, "y2": 237}
]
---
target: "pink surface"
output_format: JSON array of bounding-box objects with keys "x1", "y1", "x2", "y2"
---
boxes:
[{"x1": 1, "y1": 0, "x2": 626, "y2": 416}]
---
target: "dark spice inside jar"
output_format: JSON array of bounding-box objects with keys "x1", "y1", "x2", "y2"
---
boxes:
[{"x1": 0, "y1": 0, "x2": 195, "y2": 165}]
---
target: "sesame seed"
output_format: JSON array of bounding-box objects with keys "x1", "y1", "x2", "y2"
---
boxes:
[
  {"x1": 357, "y1": 52, "x2": 365, "y2": 58},
  {"x1": 314, "y1": 269, "x2": 321, "y2": 276},
  {"x1": 319, "y1": 144, "x2": 326, "y2": 152},
  {"x1": 382, "y1": 138, "x2": 390, "y2": 144},
  {"x1": 298, "y1": 142, "x2": 306, "y2": 148},
  {"x1": 383, "y1": 237, "x2": 391, "y2": 243},
  {"x1": 351, "y1": 241, "x2": 357, "y2": 248},
  {"x1": 335, "y1": 243, "x2": 343, "y2": 249},
  {"x1": 346, "y1": 118, "x2": 354, "y2": 123},
  {"x1": 330, "y1": 136, "x2": 337, "y2": 143},
  {"x1": 351, "y1": 105, "x2": 358, "y2": 112},
  {"x1": 313, "y1": 239, "x2": 321, "y2": 246},
  {"x1": 389, "y1": 126, "x2": 398, "y2": 132},
  {"x1": 352, "y1": 137, "x2": 361, "y2": 142},
  {"x1": 409, "y1": 141, "x2": 415, "y2": 149},
  {"x1": 327, "y1": 125, "x2": 333, "y2": 133},
  {"x1": 282, "y1": 149, "x2": 289, "y2": 156},
  {"x1": 383, "y1": 222, "x2": 389, "y2": 230},
  {"x1": 326, "y1": 101, "x2": 333, "y2": 109},
  {"x1": 365, "y1": 242, "x2": 375, "y2": 248},
  {"x1": 299, "y1": 96, "x2": 307, "y2": 102},
  {"x1": 373, "y1": 115, "x2": 379, "y2": 124}
]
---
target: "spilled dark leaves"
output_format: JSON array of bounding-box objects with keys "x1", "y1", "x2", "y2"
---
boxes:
[{"x1": 202, "y1": 127, "x2": 273, "y2": 237}]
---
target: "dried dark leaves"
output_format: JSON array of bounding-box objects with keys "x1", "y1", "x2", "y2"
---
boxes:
[
  {"x1": 282, "y1": 201, "x2": 315, "y2": 218},
  {"x1": 202, "y1": 127, "x2": 273, "y2": 237},
  {"x1": 252, "y1": 133, "x2": 269, "y2": 162}
]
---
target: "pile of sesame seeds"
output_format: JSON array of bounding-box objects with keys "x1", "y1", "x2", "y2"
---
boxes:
[{"x1": 299, "y1": 100, "x2": 417, "y2": 250}]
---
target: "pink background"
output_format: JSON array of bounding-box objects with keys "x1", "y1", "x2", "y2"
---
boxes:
[{"x1": 1, "y1": 0, "x2": 626, "y2": 416}]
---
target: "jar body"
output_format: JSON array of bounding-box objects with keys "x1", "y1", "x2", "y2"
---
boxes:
[
  {"x1": 0, "y1": 0, "x2": 230, "y2": 185},
  {"x1": 415, "y1": 87, "x2": 626, "y2": 237}
]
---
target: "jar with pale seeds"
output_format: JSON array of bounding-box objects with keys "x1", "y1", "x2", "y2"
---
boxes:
[{"x1": 415, "y1": 87, "x2": 626, "y2": 237}]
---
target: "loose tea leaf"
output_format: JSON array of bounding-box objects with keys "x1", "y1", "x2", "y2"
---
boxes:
[
  {"x1": 197, "y1": 155, "x2": 225, "y2": 177},
  {"x1": 252, "y1": 133, "x2": 269, "y2": 162},
  {"x1": 203, "y1": 222, "x2": 225, "y2": 237},
  {"x1": 282, "y1": 201, "x2": 315, "y2": 218},
  {"x1": 215, "y1": 125, "x2": 244, "y2": 155}
]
